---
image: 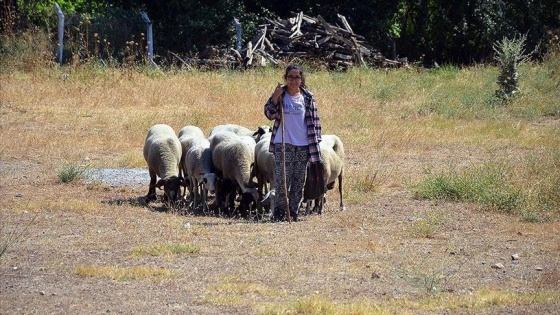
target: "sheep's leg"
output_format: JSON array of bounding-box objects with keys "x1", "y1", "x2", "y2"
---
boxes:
[
  {"x1": 305, "y1": 200, "x2": 312, "y2": 215},
  {"x1": 315, "y1": 194, "x2": 325, "y2": 215},
  {"x1": 180, "y1": 162, "x2": 187, "y2": 198},
  {"x1": 192, "y1": 179, "x2": 201, "y2": 211},
  {"x1": 201, "y1": 186, "x2": 209, "y2": 215},
  {"x1": 338, "y1": 173, "x2": 345, "y2": 211},
  {"x1": 146, "y1": 169, "x2": 158, "y2": 202}
]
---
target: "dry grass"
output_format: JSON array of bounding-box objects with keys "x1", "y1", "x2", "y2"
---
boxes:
[{"x1": 1, "y1": 59, "x2": 560, "y2": 314}]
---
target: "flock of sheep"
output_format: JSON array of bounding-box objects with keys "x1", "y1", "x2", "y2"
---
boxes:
[{"x1": 142, "y1": 123, "x2": 345, "y2": 219}]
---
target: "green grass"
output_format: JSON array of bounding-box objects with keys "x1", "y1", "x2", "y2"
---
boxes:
[
  {"x1": 56, "y1": 159, "x2": 91, "y2": 183},
  {"x1": 413, "y1": 150, "x2": 560, "y2": 221}
]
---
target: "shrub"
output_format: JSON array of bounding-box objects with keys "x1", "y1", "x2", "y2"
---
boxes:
[
  {"x1": 57, "y1": 159, "x2": 90, "y2": 183},
  {"x1": 493, "y1": 34, "x2": 533, "y2": 103}
]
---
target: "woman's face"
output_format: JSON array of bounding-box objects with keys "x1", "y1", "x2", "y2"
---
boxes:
[{"x1": 285, "y1": 69, "x2": 302, "y2": 89}]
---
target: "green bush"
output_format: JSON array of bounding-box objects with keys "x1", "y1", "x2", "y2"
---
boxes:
[{"x1": 57, "y1": 159, "x2": 90, "y2": 183}]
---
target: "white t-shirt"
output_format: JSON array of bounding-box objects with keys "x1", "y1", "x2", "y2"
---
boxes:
[{"x1": 273, "y1": 93, "x2": 307, "y2": 146}]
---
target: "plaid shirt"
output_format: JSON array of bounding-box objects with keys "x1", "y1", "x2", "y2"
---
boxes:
[{"x1": 264, "y1": 87, "x2": 322, "y2": 163}]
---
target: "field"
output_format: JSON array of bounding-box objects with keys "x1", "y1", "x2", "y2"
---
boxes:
[{"x1": 1, "y1": 60, "x2": 560, "y2": 314}]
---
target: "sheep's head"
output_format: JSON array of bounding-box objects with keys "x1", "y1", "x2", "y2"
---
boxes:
[
  {"x1": 239, "y1": 189, "x2": 259, "y2": 214},
  {"x1": 201, "y1": 173, "x2": 217, "y2": 195},
  {"x1": 241, "y1": 187, "x2": 260, "y2": 208},
  {"x1": 253, "y1": 125, "x2": 271, "y2": 142},
  {"x1": 156, "y1": 176, "x2": 186, "y2": 205}
]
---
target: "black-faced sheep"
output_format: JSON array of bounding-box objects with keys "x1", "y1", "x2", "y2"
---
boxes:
[
  {"x1": 209, "y1": 124, "x2": 271, "y2": 142},
  {"x1": 143, "y1": 124, "x2": 186, "y2": 206},
  {"x1": 184, "y1": 136, "x2": 217, "y2": 214},
  {"x1": 178, "y1": 125, "x2": 205, "y2": 197},
  {"x1": 253, "y1": 131, "x2": 275, "y2": 213},
  {"x1": 210, "y1": 132, "x2": 259, "y2": 217},
  {"x1": 306, "y1": 134, "x2": 345, "y2": 214}
]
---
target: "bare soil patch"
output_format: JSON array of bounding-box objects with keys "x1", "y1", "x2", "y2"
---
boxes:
[{"x1": 1, "y1": 158, "x2": 559, "y2": 314}]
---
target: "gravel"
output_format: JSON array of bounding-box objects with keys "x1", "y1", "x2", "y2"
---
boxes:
[{"x1": 84, "y1": 168, "x2": 149, "y2": 187}]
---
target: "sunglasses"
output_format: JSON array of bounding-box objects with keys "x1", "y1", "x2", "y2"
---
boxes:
[{"x1": 287, "y1": 75, "x2": 302, "y2": 81}]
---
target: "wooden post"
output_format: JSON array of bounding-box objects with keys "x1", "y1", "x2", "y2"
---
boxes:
[
  {"x1": 233, "y1": 17, "x2": 242, "y2": 51},
  {"x1": 140, "y1": 12, "x2": 155, "y2": 67},
  {"x1": 53, "y1": 3, "x2": 64, "y2": 65}
]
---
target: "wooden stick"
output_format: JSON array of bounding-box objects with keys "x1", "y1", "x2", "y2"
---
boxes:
[{"x1": 280, "y1": 90, "x2": 291, "y2": 223}]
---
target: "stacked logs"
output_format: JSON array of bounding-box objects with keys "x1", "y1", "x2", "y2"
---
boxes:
[{"x1": 180, "y1": 12, "x2": 406, "y2": 70}]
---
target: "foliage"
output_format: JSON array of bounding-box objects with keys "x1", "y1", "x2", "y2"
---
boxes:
[
  {"x1": 493, "y1": 34, "x2": 532, "y2": 103},
  {"x1": 57, "y1": 159, "x2": 91, "y2": 183},
  {"x1": 4, "y1": 0, "x2": 559, "y2": 66}
]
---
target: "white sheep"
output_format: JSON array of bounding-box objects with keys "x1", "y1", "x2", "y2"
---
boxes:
[
  {"x1": 211, "y1": 132, "x2": 259, "y2": 217},
  {"x1": 209, "y1": 124, "x2": 271, "y2": 142},
  {"x1": 253, "y1": 131, "x2": 275, "y2": 214},
  {"x1": 178, "y1": 125, "x2": 205, "y2": 139},
  {"x1": 178, "y1": 125, "x2": 205, "y2": 197},
  {"x1": 184, "y1": 136, "x2": 217, "y2": 214},
  {"x1": 306, "y1": 134, "x2": 345, "y2": 214},
  {"x1": 143, "y1": 124, "x2": 186, "y2": 206},
  {"x1": 253, "y1": 132, "x2": 273, "y2": 194}
]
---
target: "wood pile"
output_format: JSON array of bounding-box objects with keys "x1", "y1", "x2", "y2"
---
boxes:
[{"x1": 179, "y1": 12, "x2": 407, "y2": 70}]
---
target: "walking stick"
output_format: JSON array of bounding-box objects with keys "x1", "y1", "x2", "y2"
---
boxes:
[{"x1": 279, "y1": 90, "x2": 291, "y2": 223}]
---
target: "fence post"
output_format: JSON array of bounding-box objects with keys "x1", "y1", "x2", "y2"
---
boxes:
[
  {"x1": 233, "y1": 17, "x2": 242, "y2": 51},
  {"x1": 140, "y1": 12, "x2": 155, "y2": 67},
  {"x1": 54, "y1": 3, "x2": 64, "y2": 65}
]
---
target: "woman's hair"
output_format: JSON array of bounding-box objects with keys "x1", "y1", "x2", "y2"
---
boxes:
[{"x1": 283, "y1": 64, "x2": 307, "y2": 88}]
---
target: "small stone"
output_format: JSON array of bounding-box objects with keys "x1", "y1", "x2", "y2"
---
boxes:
[
  {"x1": 535, "y1": 266, "x2": 544, "y2": 271},
  {"x1": 492, "y1": 263, "x2": 505, "y2": 269},
  {"x1": 40, "y1": 291, "x2": 45, "y2": 295},
  {"x1": 511, "y1": 253, "x2": 520, "y2": 260},
  {"x1": 183, "y1": 222, "x2": 191, "y2": 229},
  {"x1": 14, "y1": 193, "x2": 23, "y2": 198}
]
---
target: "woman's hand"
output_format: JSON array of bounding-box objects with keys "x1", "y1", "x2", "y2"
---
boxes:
[{"x1": 272, "y1": 83, "x2": 283, "y2": 105}]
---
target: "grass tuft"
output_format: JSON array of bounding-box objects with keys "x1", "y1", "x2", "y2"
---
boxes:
[
  {"x1": 57, "y1": 159, "x2": 91, "y2": 183},
  {"x1": 410, "y1": 211, "x2": 445, "y2": 239},
  {"x1": 131, "y1": 243, "x2": 200, "y2": 256},
  {"x1": 74, "y1": 264, "x2": 175, "y2": 281}
]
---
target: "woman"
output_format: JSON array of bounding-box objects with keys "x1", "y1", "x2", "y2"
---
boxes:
[{"x1": 264, "y1": 64, "x2": 322, "y2": 222}]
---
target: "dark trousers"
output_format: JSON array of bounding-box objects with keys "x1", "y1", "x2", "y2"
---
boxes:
[{"x1": 273, "y1": 143, "x2": 308, "y2": 219}]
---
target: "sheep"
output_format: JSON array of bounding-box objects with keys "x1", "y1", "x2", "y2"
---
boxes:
[
  {"x1": 178, "y1": 125, "x2": 205, "y2": 139},
  {"x1": 184, "y1": 136, "x2": 217, "y2": 214},
  {"x1": 143, "y1": 124, "x2": 186, "y2": 206},
  {"x1": 208, "y1": 131, "x2": 242, "y2": 212},
  {"x1": 253, "y1": 131, "x2": 275, "y2": 214},
  {"x1": 208, "y1": 130, "x2": 240, "y2": 151},
  {"x1": 253, "y1": 132, "x2": 273, "y2": 195},
  {"x1": 177, "y1": 125, "x2": 205, "y2": 198},
  {"x1": 209, "y1": 124, "x2": 271, "y2": 142},
  {"x1": 211, "y1": 132, "x2": 259, "y2": 217},
  {"x1": 305, "y1": 134, "x2": 345, "y2": 214}
]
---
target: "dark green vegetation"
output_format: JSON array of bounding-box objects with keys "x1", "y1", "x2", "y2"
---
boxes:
[{"x1": 3, "y1": 0, "x2": 559, "y2": 66}]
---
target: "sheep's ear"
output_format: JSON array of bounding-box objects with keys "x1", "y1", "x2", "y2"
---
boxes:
[{"x1": 156, "y1": 179, "x2": 166, "y2": 189}]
